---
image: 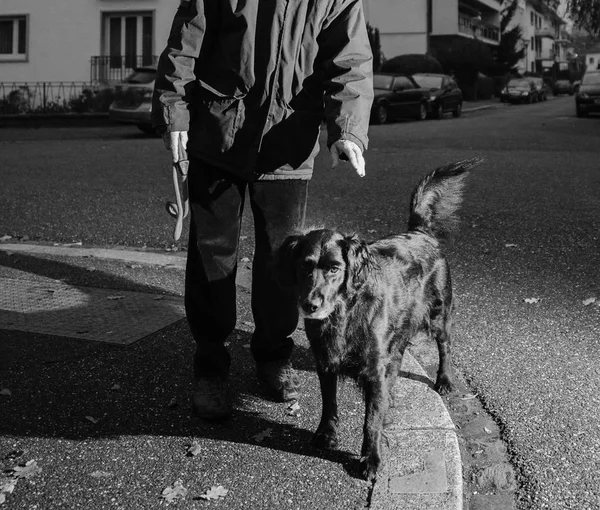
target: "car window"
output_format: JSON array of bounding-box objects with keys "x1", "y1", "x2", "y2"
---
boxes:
[
  {"x1": 373, "y1": 74, "x2": 395, "y2": 90},
  {"x1": 393, "y1": 76, "x2": 414, "y2": 90},
  {"x1": 582, "y1": 73, "x2": 600, "y2": 85},
  {"x1": 508, "y1": 79, "x2": 531, "y2": 87},
  {"x1": 125, "y1": 69, "x2": 156, "y2": 84},
  {"x1": 412, "y1": 74, "x2": 443, "y2": 89}
]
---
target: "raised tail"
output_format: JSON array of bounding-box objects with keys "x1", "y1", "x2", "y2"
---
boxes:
[{"x1": 407, "y1": 157, "x2": 483, "y2": 239}]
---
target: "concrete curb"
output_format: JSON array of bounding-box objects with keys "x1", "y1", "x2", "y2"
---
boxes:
[
  {"x1": 370, "y1": 353, "x2": 462, "y2": 510},
  {"x1": 0, "y1": 242, "x2": 463, "y2": 509}
]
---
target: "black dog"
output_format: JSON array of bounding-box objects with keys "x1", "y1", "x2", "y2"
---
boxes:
[{"x1": 274, "y1": 158, "x2": 482, "y2": 481}]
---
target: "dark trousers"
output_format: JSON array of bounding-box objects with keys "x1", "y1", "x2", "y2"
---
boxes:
[{"x1": 185, "y1": 158, "x2": 308, "y2": 380}]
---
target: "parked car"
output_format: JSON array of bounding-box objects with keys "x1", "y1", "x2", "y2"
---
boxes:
[
  {"x1": 371, "y1": 73, "x2": 431, "y2": 123},
  {"x1": 410, "y1": 73, "x2": 463, "y2": 119},
  {"x1": 553, "y1": 79, "x2": 573, "y2": 96},
  {"x1": 530, "y1": 77, "x2": 549, "y2": 101},
  {"x1": 500, "y1": 78, "x2": 539, "y2": 104},
  {"x1": 575, "y1": 71, "x2": 600, "y2": 117},
  {"x1": 108, "y1": 65, "x2": 156, "y2": 134}
]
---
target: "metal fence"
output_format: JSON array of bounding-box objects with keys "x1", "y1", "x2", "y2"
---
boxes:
[
  {"x1": 0, "y1": 82, "x2": 114, "y2": 114},
  {"x1": 90, "y1": 55, "x2": 157, "y2": 83}
]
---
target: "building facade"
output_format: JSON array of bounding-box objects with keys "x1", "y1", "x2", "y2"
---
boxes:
[
  {"x1": 0, "y1": 0, "x2": 176, "y2": 84},
  {"x1": 363, "y1": 0, "x2": 502, "y2": 60}
]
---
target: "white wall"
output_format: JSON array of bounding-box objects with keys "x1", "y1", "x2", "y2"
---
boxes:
[
  {"x1": 0, "y1": 0, "x2": 176, "y2": 83},
  {"x1": 431, "y1": 0, "x2": 459, "y2": 35},
  {"x1": 382, "y1": 33, "x2": 428, "y2": 58}
]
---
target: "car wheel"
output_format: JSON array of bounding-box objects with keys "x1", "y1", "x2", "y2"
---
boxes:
[
  {"x1": 372, "y1": 104, "x2": 388, "y2": 124},
  {"x1": 452, "y1": 101, "x2": 462, "y2": 118},
  {"x1": 434, "y1": 103, "x2": 444, "y2": 120},
  {"x1": 417, "y1": 102, "x2": 427, "y2": 121}
]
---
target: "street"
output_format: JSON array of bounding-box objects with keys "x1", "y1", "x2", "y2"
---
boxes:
[{"x1": 1, "y1": 95, "x2": 599, "y2": 510}]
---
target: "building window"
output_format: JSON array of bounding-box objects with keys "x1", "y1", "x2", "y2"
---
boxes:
[
  {"x1": 103, "y1": 12, "x2": 154, "y2": 69},
  {"x1": 0, "y1": 15, "x2": 28, "y2": 61},
  {"x1": 530, "y1": 11, "x2": 534, "y2": 25}
]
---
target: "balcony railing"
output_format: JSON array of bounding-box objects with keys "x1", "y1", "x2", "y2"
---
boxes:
[
  {"x1": 90, "y1": 55, "x2": 158, "y2": 83},
  {"x1": 0, "y1": 82, "x2": 113, "y2": 114},
  {"x1": 458, "y1": 13, "x2": 500, "y2": 43}
]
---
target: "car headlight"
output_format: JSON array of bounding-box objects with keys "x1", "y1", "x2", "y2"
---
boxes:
[
  {"x1": 578, "y1": 92, "x2": 589, "y2": 99},
  {"x1": 427, "y1": 96, "x2": 435, "y2": 102},
  {"x1": 522, "y1": 92, "x2": 529, "y2": 96},
  {"x1": 502, "y1": 88, "x2": 508, "y2": 94}
]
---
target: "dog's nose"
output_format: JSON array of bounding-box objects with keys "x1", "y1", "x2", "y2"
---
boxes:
[{"x1": 302, "y1": 298, "x2": 322, "y2": 314}]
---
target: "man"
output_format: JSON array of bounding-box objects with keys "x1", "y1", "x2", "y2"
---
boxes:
[{"x1": 152, "y1": 0, "x2": 373, "y2": 420}]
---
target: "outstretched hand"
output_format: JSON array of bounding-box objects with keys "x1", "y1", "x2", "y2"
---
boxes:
[{"x1": 330, "y1": 139, "x2": 365, "y2": 177}]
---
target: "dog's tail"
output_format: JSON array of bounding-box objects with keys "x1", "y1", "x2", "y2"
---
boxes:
[{"x1": 408, "y1": 157, "x2": 483, "y2": 239}]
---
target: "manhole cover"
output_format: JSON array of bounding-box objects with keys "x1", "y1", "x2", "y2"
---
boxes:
[{"x1": 0, "y1": 277, "x2": 184, "y2": 345}]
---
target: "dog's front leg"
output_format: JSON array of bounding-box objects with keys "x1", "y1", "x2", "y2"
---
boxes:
[
  {"x1": 360, "y1": 374, "x2": 388, "y2": 482},
  {"x1": 312, "y1": 369, "x2": 339, "y2": 450}
]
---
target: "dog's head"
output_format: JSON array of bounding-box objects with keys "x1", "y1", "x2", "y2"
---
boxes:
[{"x1": 274, "y1": 229, "x2": 373, "y2": 320}]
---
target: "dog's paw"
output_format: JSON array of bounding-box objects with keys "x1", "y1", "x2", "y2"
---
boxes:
[
  {"x1": 311, "y1": 429, "x2": 338, "y2": 450},
  {"x1": 434, "y1": 373, "x2": 454, "y2": 395},
  {"x1": 359, "y1": 454, "x2": 381, "y2": 483}
]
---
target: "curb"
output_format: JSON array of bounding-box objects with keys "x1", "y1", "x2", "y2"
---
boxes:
[{"x1": 0, "y1": 242, "x2": 463, "y2": 509}]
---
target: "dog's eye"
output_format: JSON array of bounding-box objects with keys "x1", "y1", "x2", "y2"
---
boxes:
[{"x1": 329, "y1": 266, "x2": 340, "y2": 274}]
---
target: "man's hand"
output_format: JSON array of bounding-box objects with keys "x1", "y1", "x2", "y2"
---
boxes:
[
  {"x1": 162, "y1": 131, "x2": 189, "y2": 163},
  {"x1": 330, "y1": 140, "x2": 365, "y2": 177}
]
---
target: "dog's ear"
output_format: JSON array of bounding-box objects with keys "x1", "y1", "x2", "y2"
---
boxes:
[
  {"x1": 272, "y1": 234, "x2": 304, "y2": 288},
  {"x1": 342, "y1": 234, "x2": 374, "y2": 291}
]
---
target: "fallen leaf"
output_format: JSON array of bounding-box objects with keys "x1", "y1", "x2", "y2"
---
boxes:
[
  {"x1": 107, "y1": 295, "x2": 124, "y2": 300},
  {"x1": 458, "y1": 394, "x2": 477, "y2": 400},
  {"x1": 286, "y1": 401, "x2": 301, "y2": 417},
  {"x1": 85, "y1": 416, "x2": 99, "y2": 424},
  {"x1": 253, "y1": 428, "x2": 273, "y2": 443},
  {"x1": 0, "y1": 479, "x2": 17, "y2": 505},
  {"x1": 483, "y1": 427, "x2": 492, "y2": 434},
  {"x1": 187, "y1": 442, "x2": 201, "y2": 457},
  {"x1": 0, "y1": 235, "x2": 12, "y2": 242},
  {"x1": 505, "y1": 243, "x2": 518, "y2": 248},
  {"x1": 110, "y1": 384, "x2": 121, "y2": 391},
  {"x1": 161, "y1": 480, "x2": 188, "y2": 503},
  {"x1": 10, "y1": 460, "x2": 41, "y2": 479},
  {"x1": 90, "y1": 471, "x2": 113, "y2": 478},
  {"x1": 582, "y1": 297, "x2": 597, "y2": 306},
  {"x1": 0, "y1": 389, "x2": 11, "y2": 397},
  {"x1": 167, "y1": 398, "x2": 178, "y2": 409},
  {"x1": 198, "y1": 485, "x2": 228, "y2": 500},
  {"x1": 523, "y1": 297, "x2": 541, "y2": 304},
  {"x1": 240, "y1": 257, "x2": 250, "y2": 263}
]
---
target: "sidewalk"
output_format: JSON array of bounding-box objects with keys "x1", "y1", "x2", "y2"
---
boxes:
[
  {"x1": 462, "y1": 98, "x2": 505, "y2": 113},
  {"x1": 0, "y1": 243, "x2": 462, "y2": 509}
]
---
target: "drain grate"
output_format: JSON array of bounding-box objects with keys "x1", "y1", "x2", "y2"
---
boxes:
[{"x1": 0, "y1": 277, "x2": 185, "y2": 345}]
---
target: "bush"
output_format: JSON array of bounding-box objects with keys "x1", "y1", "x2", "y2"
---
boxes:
[
  {"x1": 70, "y1": 87, "x2": 115, "y2": 113},
  {"x1": 380, "y1": 54, "x2": 443, "y2": 75}
]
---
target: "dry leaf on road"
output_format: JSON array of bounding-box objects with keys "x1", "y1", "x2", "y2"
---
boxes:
[
  {"x1": 286, "y1": 401, "x2": 301, "y2": 417},
  {"x1": 0, "y1": 389, "x2": 11, "y2": 397},
  {"x1": 161, "y1": 480, "x2": 188, "y2": 503},
  {"x1": 10, "y1": 460, "x2": 41, "y2": 479},
  {"x1": 187, "y1": 442, "x2": 201, "y2": 457},
  {"x1": 198, "y1": 485, "x2": 228, "y2": 500},
  {"x1": 90, "y1": 471, "x2": 113, "y2": 478},
  {"x1": 85, "y1": 416, "x2": 99, "y2": 424},
  {"x1": 582, "y1": 297, "x2": 597, "y2": 306},
  {"x1": 523, "y1": 297, "x2": 541, "y2": 304},
  {"x1": 253, "y1": 428, "x2": 273, "y2": 443},
  {"x1": 107, "y1": 295, "x2": 124, "y2": 300}
]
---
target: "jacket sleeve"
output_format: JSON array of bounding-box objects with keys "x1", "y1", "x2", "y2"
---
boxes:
[
  {"x1": 151, "y1": 0, "x2": 213, "y2": 133},
  {"x1": 318, "y1": 0, "x2": 374, "y2": 152}
]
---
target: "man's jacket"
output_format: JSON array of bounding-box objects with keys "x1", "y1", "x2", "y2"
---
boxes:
[{"x1": 152, "y1": 0, "x2": 373, "y2": 181}]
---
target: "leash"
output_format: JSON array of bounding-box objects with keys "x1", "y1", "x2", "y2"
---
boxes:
[{"x1": 165, "y1": 138, "x2": 189, "y2": 241}]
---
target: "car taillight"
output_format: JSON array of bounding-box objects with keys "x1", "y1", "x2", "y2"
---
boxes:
[{"x1": 142, "y1": 90, "x2": 153, "y2": 101}]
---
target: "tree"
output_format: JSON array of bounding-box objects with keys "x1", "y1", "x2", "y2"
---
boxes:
[
  {"x1": 366, "y1": 24, "x2": 384, "y2": 72},
  {"x1": 495, "y1": 0, "x2": 526, "y2": 74},
  {"x1": 548, "y1": 0, "x2": 600, "y2": 34}
]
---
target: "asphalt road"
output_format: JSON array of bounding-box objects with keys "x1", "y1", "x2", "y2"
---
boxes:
[{"x1": 1, "y1": 96, "x2": 599, "y2": 510}]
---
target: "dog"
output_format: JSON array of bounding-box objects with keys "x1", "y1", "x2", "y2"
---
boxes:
[{"x1": 274, "y1": 157, "x2": 482, "y2": 482}]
